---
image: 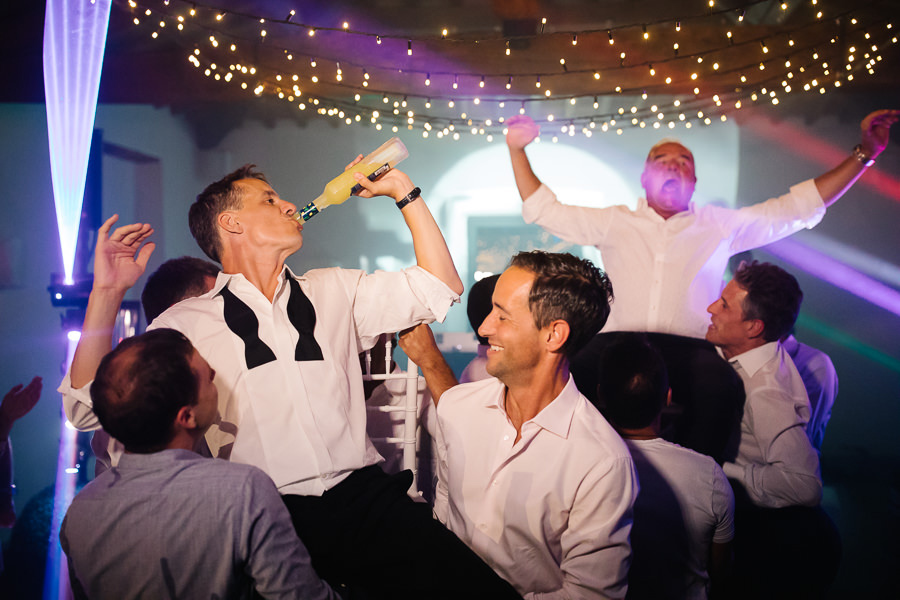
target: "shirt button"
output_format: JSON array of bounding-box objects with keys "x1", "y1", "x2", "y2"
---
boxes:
[{"x1": 503, "y1": 435, "x2": 509, "y2": 441}]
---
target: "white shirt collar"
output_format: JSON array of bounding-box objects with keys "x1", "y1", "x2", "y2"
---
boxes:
[
  {"x1": 729, "y1": 341, "x2": 780, "y2": 378},
  {"x1": 211, "y1": 265, "x2": 301, "y2": 297},
  {"x1": 487, "y1": 375, "x2": 581, "y2": 440},
  {"x1": 635, "y1": 196, "x2": 696, "y2": 221}
]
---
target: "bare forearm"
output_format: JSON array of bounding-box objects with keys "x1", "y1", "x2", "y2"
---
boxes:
[
  {"x1": 509, "y1": 147, "x2": 542, "y2": 201},
  {"x1": 70, "y1": 287, "x2": 128, "y2": 388},
  {"x1": 418, "y1": 353, "x2": 459, "y2": 405},
  {"x1": 398, "y1": 324, "x2": 459, "y2": 404},
  {"x1": 813, "y1": 155, "x2": 868, "y2": 208},
  {"x1": 401, "y1": 197, "x2": 464, "y2": 295}
]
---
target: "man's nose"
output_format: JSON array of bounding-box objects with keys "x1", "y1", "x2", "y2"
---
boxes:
[
  {"x1": 478, "y1": 313, "x2": 495, "y2": 338},
  {"x1": 281, "y1": 200, "x2": 298, "y2": 215}
]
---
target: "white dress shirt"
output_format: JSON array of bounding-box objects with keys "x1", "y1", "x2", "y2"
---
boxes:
[
  {"x1": 522, "y1": 181, "x2": 825, "y2": 338},
  {"x1": 435, "y1": 376, "x2": 638, "y2": 600},
  {"x1": 60, "y1": 265, "x2": 458, "y2": 496},
  {"x1": 721, "y1": 342, "x2": 823, "y2": 508}
]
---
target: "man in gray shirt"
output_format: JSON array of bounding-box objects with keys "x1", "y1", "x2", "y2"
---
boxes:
[{"x1": 60, "y1": 328, "x2": 335, "y2": 600}]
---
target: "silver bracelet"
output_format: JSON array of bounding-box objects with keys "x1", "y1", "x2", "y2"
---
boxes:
[{"x1": 852, "y1": 144, "x2": 875, "y2": 167}]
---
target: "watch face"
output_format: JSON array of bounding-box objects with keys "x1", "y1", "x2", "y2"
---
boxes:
[{"x1": 854, "y1": 145, "x2": 874, "y2": 167}]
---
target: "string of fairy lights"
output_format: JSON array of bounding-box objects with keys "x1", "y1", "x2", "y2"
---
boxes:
[{"x1": 118, "y1": 0, "x2": 896, "y2": 141}]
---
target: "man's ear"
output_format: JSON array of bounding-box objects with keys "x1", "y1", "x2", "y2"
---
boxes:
[
  {"x1": 217, "y1": 211, "x2": 242, "y2": 234},
  {"x1": 745, "y1": 318, "x2": 765, "y2": 340},
  {"x1": 174, "y1": 405, "x2": 199, "y2": 432},
  {"x1": 545, "y1": 319, "x2": 570, "y2": 354}
]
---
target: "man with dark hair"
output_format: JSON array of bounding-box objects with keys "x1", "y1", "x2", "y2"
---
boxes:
[
  {"x1": 61, "y1": 161, "x2": 521, "y2": 599},
  {"x1": 141, "y1": 256, "x2": 219, "y2": 323},
  {"x1": 595, "y1": 334, "x2": 734, "y2": 600},
  {"x1": 60, "y1": 329, "x2": 335, "y2": 600},
  {"x1": 460, "y1": 273, "x2": 499, "y2": 383},
  {"x1": 706, "y1": 261, "x2": 817, "y2": 505},
  {"x1": 510, "y1": 109, "x2": 897, "y2": 462},
  {"x1": 403, "y1": 251, "x2": 637, "y2": 598},
  {"x1": 706, "y1": 261, "x2": 839, "y2": 598}
]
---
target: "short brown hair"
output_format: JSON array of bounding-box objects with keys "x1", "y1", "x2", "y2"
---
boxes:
[
  {"x1": 508, "y1": 251, "x2": 613, "y2": 358},
  {"x1": 733, "y1": 260, "x2": 803, "y2": 342},
  {"x1": 189, "y1": 164, "x2": 267, "y2": 262}
]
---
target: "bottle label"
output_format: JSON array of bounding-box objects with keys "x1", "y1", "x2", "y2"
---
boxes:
[
  {"x1": 350, "y1": 163, "x2": 391, "y2": 195},
  {"x1": 299, "y1": 202, "x2": 319, "y2": 221}
]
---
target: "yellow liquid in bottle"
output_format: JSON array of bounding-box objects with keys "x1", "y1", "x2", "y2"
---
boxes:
[{"x1": 295, "y1": 137, "x2": 408, "y2": 222}]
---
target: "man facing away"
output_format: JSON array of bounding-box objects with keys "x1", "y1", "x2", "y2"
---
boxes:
[
  {"x1": 60, "y1": 328, "x2": 336, "y2": 600},
  {"x1": 705, "y1": 261, "x2": 839, "y2": 598},
  {"x1": 595, "y1": 334, "x2": 734, "y2": 600},
  {"x1": 508, "y1": 109, "x2": 897, "y2": 463},
  {"x1": 403, "y1": 251, "x2": 638, "y2": 599},
  {"x1": 60, "y1": 160, "x2": 521, "y2": 599}
]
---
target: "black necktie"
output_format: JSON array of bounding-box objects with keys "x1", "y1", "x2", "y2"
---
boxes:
[{"x1": 219, "y1": 278, "x2": 324, "y2": 370}]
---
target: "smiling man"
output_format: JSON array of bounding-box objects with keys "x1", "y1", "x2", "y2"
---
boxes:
[
  {"x1": 507, "y1": 110, "x2": 897, "y2": 462},
  {"x1": 429, "y1": 251, "x2": 638, "y2": 599}
]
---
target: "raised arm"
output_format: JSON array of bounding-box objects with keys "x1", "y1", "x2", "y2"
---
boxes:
[
  {"x1": 814, "y1": 109, "x2": 898, "y2": 207},
  {"x1": 70, "y1": 215, "x2": 156, "y2": 388},
  {"x1": 506, "y1": 115, "x2": 543, "y2": 201},
  {"x1": 0, "y1": 376, "x2": 42, "y2": 527},
  {"x1": 398, "y1": 324, "x2": 459, "y2": 405},
  {"x1": 351, "y1": 166, "x2": 463, "y2": 295}
]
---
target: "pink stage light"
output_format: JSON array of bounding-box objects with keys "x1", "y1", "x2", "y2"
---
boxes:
[{"x1": 766, "y1": 237, "x2": 900, "y2": 318}]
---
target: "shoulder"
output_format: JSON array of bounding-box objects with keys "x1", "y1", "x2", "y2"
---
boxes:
[
  {"x1": 439, "y1": 378, "x2": 502, "y2": 413},
  {"x1": 571, "y1": 396, "x2": 632, "y2": 459},
  {"x1": 298, "y1": 266, "x2": 363, "y2": 284}
]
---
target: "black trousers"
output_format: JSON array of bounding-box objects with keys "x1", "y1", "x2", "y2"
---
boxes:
[
  {"x1": 571, "y1": 331, "x2": 745, "y2": 464},
  {"x1": 724, "y1": 485, "x2": 842, "y2": 600},
  {"x1": 282, "y1": 465, "x2": 522, "y2": 600}
]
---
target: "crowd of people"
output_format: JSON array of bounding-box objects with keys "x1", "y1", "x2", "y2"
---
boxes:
[{"x1": 46, "y1": 108, "x2": 897, "y2": 599}]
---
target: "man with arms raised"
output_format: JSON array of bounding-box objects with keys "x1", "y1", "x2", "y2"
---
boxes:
[{"x1": 507, "y1": 109, "x2": 897, "y2": 461}]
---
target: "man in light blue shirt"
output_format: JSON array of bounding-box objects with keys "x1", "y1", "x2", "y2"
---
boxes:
[{"x1": 60, "y1": 328, "x2": 336, "y2": 600}]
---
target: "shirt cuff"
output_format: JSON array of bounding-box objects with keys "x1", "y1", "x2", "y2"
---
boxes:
[
  {"x1": 57, "y1": 372, "x2": 102, "y2": 431},
  {"x1": 403, "y1": 266, "x2": 461, "y2": 324},
  {"x1": 788, "y1": 178, "x2": 827, "y2": 228},
  {"x1": 521, "y1": 183, "x2": 556, "y2": 225},
  {"x1": 721, "y1": 460, "x2": 742, "y2": 481}
]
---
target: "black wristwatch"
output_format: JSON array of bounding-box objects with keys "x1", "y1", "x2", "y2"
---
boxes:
[{"x1": 396, "y1": 187, "x2": 421, "y2": 210}]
